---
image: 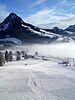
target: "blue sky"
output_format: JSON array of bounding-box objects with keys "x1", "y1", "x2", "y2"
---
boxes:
[{"x1": 0, "y1": 0, "x2": 75, "y2": 28}]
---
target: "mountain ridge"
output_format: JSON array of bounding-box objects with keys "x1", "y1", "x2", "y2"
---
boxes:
[{"x1": 0, "y1": 13, "x2": 75, "y2": 44}]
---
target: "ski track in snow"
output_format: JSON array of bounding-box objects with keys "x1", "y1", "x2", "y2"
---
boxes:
[{"x1": 0, "y1": 59, "x2": 75, "y2": 100}]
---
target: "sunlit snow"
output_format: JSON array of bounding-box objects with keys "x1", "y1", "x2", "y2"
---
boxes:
[{"x1": 0, "y1": 43, "x2": 75, "y2": 100}]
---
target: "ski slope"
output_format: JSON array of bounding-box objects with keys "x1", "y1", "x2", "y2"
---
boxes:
[{"x1": 0, "y1": 58, "x2": 75, "y2": 100}]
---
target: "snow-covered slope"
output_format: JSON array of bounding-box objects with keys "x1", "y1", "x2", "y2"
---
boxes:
[
  {"x1": 1, "y1": 42, "x2": 75, "y2": 100},
  {"x1": 22, "y1": 24, "x2": 60, "y2": 38},
  {"x1": 0, "y1": 55, "x2": 75, "y2": 100},
  {"x1": 0, "y1": 37, "x2": 22, "y2": 44},
  {"x1": 55, "y1": 36, "x2": 74, "y2": 43}
]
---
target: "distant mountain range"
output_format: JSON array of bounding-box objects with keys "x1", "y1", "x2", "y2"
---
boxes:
[{"x1": 0, "y1": 13, "x2": 75, "y2": 44}]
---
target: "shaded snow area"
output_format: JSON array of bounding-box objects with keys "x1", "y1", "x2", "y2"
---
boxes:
[
  {"x1": 0, "y1": 58, "x2": 75, "y2": 100},
  {"x1": 0, "y1": 37, "x2": 22, "y2": 44}
]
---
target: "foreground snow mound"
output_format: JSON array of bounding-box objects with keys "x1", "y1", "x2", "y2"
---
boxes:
[{"x1": 0, "y1": 58, "x2": 75, "y2": 100}]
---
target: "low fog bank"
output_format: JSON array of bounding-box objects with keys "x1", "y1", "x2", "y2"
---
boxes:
[{"x1": 10, "y1": 43, "x2": 75, "y2": 58}]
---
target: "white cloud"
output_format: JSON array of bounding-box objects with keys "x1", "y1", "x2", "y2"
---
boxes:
[
  {"x1": 61, "y1": 0, "x2": 68, "y2": 4},
  {"x1": 25, "y1": 8, "x2": 75, "y2": 29},
  {"x1": 25, "y1": 8, "x2": 56, "y2": 24},
  {"x1": 30, "y1": 0, "x2": 46, "y2": 7},
  {"x1": 0, "y1": 4, "x2": 9, "y2": 22},
  {"x1": 61, "y1": 0, "x2": 75, "y2": 9}
]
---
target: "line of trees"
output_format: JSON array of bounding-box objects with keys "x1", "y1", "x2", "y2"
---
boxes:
[
  {"x1": 0, "y1": 51, "x2": 5, "y2": 66},
  {"x1": 0, "y1": 50, "x2": 28, "y2": 66}
]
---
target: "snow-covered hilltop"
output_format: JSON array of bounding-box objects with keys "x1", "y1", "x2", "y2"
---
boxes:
[{"x1": 0, "y1": 13, "x2": 75, "y2": 44}]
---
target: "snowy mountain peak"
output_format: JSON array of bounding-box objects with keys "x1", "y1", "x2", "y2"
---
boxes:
[
  {"x1": 65, "y1": 25, "x2": 75, "y2": 32},
  {"x1": 0, "y1": 13, "x2": 75, "y2": 44},
  {"x1": 53, "y1": 27, "x2": 60, "y2": 31},
  {"x1": 3, "y1": 13, "x2": 22, "y2": 24},
  {"x1": 9, "y1": 13, "x2": 18, "y2": 17}
]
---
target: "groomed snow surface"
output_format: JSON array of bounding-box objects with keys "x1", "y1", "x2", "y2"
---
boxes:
[{"x1": 0, "y1": 43, "x2": 75, "y2": 100}]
